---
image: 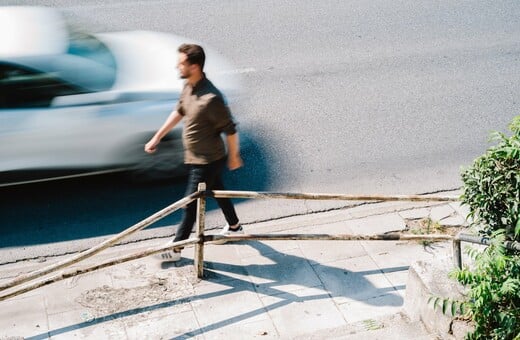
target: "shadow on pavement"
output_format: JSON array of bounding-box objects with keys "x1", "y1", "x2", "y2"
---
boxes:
[{"x1": 26, "y1": 241, "x2": 404, "y2": 339}]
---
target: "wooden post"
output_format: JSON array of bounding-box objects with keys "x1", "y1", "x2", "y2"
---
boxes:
[{"x1": 194, "y1": 182, "x2": 206, "y2": 279}]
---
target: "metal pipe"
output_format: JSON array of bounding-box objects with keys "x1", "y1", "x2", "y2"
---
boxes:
[
  {"x1": 455, "y1": 233, "x2": 520, "y2": 251},
  {"x1": 453, "y1": 232, "x2": 520, "y2": 269}
]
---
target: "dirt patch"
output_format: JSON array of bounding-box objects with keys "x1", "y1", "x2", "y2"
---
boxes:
[
  {"x1": 403, "y1": 217, "x2": 465, "y2": 237},
  {"x1": 75, "y1": 266, "x2": 197, "y2": 315},
  {"x1": 401, "y1": 217, "x2": 466, "y2": 246}
]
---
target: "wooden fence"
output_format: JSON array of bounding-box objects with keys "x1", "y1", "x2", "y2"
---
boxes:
[{"x1": 0, "y1": 183, "x2": 460, "y2": 301}]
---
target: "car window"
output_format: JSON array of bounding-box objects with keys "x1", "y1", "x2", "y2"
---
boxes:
[
  {"x1": 0, "y1": 33, "x2": 117, "y2": 109},
  {"x1": 67, "y1": 30, "x2": 117, "y2": 72},
  {"x1": 0, "y1": 62, "x2": 88, "y2": 108}
]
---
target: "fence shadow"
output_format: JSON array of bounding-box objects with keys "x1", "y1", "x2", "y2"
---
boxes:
[{"x1": 27, "y1": 240, "x2": 405, "y2": 339}]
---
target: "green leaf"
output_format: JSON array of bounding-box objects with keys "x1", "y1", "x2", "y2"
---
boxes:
[
  {"x1": 429, "y1": 296, "x2": 441, "y2": 311},
  {"x1": 451, "y1": 301, "x2": 457, "y2": 316},
  {"x1": 442, "y1": 299, "x2": 449, "y2": 315},
  {"x1": 460, "y1": 302, "x2": 466, "y2": 315}
]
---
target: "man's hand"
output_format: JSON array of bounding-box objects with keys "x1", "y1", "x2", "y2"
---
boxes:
[
  {"x1": 228, "y1": 153, "x2": 243, "y2": 170},
  {"x1": 144, "y1": 137, "x2": 160, "y2": 154},
  {"x1": 144, "y1": 110, "x2": 182, "y2": 154}
]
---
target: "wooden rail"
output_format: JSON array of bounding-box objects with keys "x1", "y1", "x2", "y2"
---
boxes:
[
  {"x1": 0, "y1": 186, "x2": 459, "y2": 301},
  {"x1": 206, "y1": 233, "x2": 454, "y2": 242},
  {"x1": 209, "y1": 190, "x2": 459, "y2": 202}
]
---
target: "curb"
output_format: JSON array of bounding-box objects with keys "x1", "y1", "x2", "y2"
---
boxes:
[{"x1": 404, "y1": 260, "x2": 473, "y2": 339}]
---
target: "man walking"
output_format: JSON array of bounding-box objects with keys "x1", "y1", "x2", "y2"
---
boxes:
[{"x1": 145, "y1": 44, "x2": 243, "y2": 261}]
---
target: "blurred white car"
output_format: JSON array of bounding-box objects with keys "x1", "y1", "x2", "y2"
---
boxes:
[{"x1": 0, "y1": 6, "x2": 240, "y2": 186}]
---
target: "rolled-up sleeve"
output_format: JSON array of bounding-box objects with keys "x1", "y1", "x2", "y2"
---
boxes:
[
  {"x1": 209, "y1": 96, "x2": 237, "y2": 135},
  {"x1": 175, "y1": 99, "x2": 185, "y2": 116}
]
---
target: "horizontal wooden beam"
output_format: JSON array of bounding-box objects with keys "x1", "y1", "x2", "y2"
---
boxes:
[
  {"x1": 205, "y1": 233, "x2": 453, "y2": 242},
  {"x1": 208, "y1": 190, "x2": 459, "y2": 202}
]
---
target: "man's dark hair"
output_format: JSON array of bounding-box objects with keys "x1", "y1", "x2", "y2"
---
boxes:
[{"x1": 178, "y1": 44, "x2": 206, "y2": 70}]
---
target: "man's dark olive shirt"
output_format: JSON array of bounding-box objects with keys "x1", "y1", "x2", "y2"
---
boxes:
[{"x1": 176, "y1": 76, "x2": 237, "y2": 165}]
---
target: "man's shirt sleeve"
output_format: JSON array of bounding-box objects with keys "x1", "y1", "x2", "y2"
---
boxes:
[
  {"x1": 175, "y1": 98, "x2": 185, "y2": 116},
  {"x1": 176, "y1": 85, "x2": 187, "y2": 116},
  {"x1": 209, "y1": 96, "x2": 237, "y2": 135}
]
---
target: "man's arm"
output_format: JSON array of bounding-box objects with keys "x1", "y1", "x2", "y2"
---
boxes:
[
  {"x1": 226, "y1": 132, "x2": 243, "y2": 170},
  {"x1": 206, "y1": 96, "x2": 242, "y2": 169},
  {"x1": 144, "y1": 110, "x2": 183, "y2": 154}
]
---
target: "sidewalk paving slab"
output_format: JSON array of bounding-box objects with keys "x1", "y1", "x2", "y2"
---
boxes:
[
  {"x1": 348, "y1": 213, "x2": 407, "y2": 235},
  {"x1": 46, "y1": 309, "x2": 127, "y2": 340},
  {"x1": 0, "y1": 294, "x2": 48, "y2": 339},
  {"x1": 190, "y1": 278, "x2": 267, "y2": 326},
  {"x1": 239, "y1": 247, "x2": 322, "y2": 296},
  {"x1": 430, "y1": 205, "x2": 457, "y2": 222},
  {"x1": 313, "y1": 255, "x2": 399, "y2": 305},
  {"x1": 398, "y1": 207, "x2": 434, "y2": 220},
  {"x1": 259, "y1": 286, "x2": 346, "y2": 336},
  {"x1": 338, "y1": 293, "x2": 404, "y2": 324},
  {"x1": 122, "y1": 309, "x2": 204, "y2": 340}
]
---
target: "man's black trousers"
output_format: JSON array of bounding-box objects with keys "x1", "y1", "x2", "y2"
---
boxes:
[{"x1": 173, "y1": 157, "x2": 239, "y2": 242}]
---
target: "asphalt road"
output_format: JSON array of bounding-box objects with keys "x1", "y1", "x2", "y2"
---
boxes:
[{"x1": 1, "y1": 1, "x2": 519, "y2": 258}]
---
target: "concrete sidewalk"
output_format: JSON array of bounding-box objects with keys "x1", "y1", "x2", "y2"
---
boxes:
[{"x1": 0, "y1": 195, "x2": 469, "y2": 339}]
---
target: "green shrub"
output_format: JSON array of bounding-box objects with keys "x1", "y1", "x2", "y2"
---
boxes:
[
  {"x1": 461, "y1": 115, "x2": 520, "y2": 240},
  {"x1": 449, "y1": 115, "x2": 520, "y2": 339},
  {"x1": 450, "y1": 231, "x2": 520, "y2": 339}
]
